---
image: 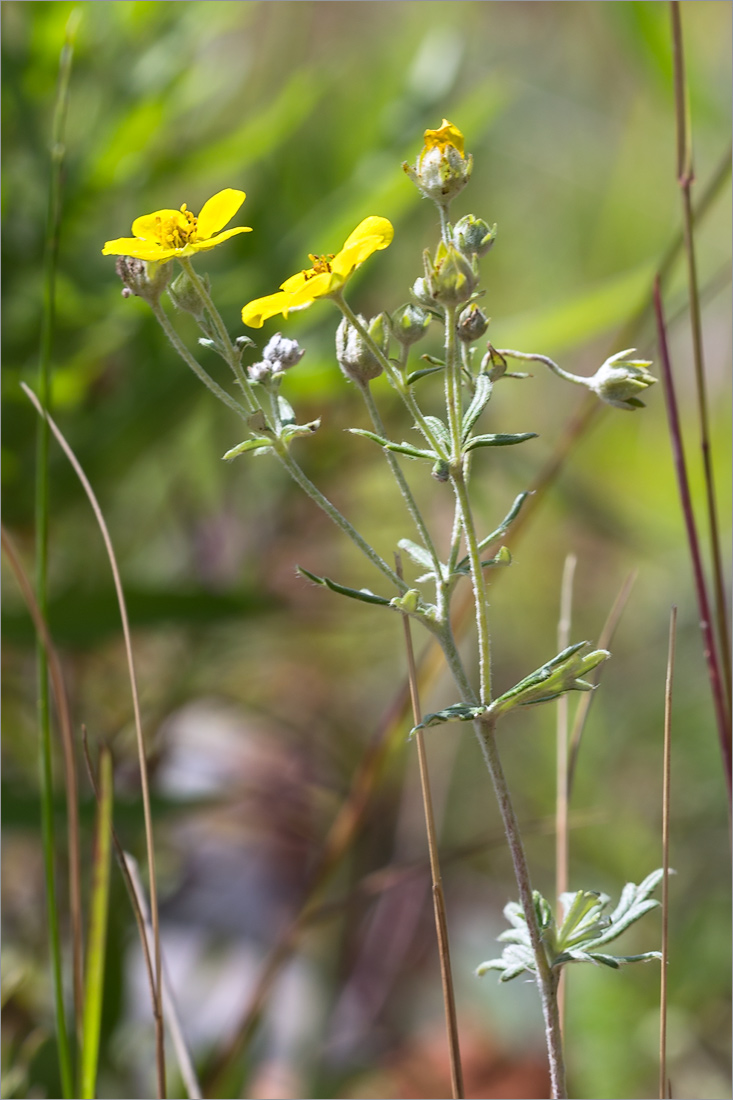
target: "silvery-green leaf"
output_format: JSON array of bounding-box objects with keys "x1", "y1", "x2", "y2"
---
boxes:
[
  {"x1": 411, "y1": 702, "x2": 489, "y2": 735},
  {"x1": 406, "y1": 366, "x2": 443, "y2": 385},
  {"x1": 398, "y1": 539, "x2": 437, "y2": 573},
  {"x1": 422, "y1": 415, "x2": 451, "y2": 449},
  {"x1": 476, "y1": 492, "x2": 531, "y2": 554},
  {"x1": 297, "y1": 567, "x2": 391, "y2": 606},
  {"x1": 348, "y1": 428, "x2": 436, "y2": 462},
  {"x1": 281, "y1": 419, "x2": 320, "y2": 442},
  {"x1": 461, "y1": 372, "x2": 493, "y2": 440},
  {"x1": 278, "y1": 395, "x2": 297, "y2": 426},
  {"x1": 222, "y1": 437, "x2": 273, "y2": 460},
  {"x1": 463, "y1": 432, "x2": 537, "y2": 453}
]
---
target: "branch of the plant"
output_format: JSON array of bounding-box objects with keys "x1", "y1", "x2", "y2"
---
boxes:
[
  {"x1": 359, "y1": 381, "x2": 444, "y2": 599},
  {"x1": 125, "y1": 855, "x2": 203, "y2": 1100},
  {"x1": 659, "y1": 606, "x2": 676, "y2": 1100},
  {"x1": 151, "y1": 302, "x2": 250, "y2": 424},
  {"x1": 451, "y1": 471, "x2": 491, "y2": 704},
  {"x1": 652, "y1": 282, "x2": 731, "y2": 802},
  {"x1": 396, "y1": 553, "x2": 464, "y2": 1100},
  {"x1": 34, "y1": 15, "x2": 79, "y2": 1093},
  {"x1": 333, "y1": 295, "x2": 449, "y2": 460},
  {"x1": 670, "y1": 0, "x2": 731, "y2": 710},
  {"x1": 177, "y1": 257, "x2": 259, "y2": 413},
  {"x1": 2, "y1": 525, "x2": 84, "y2": 1053},
  {"x1": 473, "y1": 715, "x2": 567, "y2": 1099},
  {"x1": 21, "y1": 383, "x2": 168, "y2": 1099},
  {"x1": 555, "y1": 554, "x2": 576, "y2": 1035},
  {"x1": 567, "y1": 569, "x2": 637, "y2": 796},
  {"x1": 275, "y1": 446, "x2": 408, "y2": 593},
  {"x1": 495, "y1": 349, "x2": 590, "y2": 389},
  {"x1": 443, "y1": 305, "x2": 463, "y2": 463}
]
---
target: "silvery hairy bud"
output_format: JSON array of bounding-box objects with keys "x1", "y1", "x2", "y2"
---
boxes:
[
  {"x1": 453, "y1": 215, "x2": 497, "y2": 259},
  {"x1": 336, "y1": 315, "x2": 383, "y2": 384},
  {"x1": 392, "y1": 303, "x2": 432, "y2": 346}
]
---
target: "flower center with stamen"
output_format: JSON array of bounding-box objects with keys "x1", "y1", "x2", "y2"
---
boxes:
[
  {"x1": 304, "y1": 253, "x2": 334, "y2": 279},
  {"x1": 154, "y1": 204, "x2": 198, "y2": 250}
]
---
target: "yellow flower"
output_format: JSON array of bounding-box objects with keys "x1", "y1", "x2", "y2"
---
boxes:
[
  {"x1": 421, "y1": 119, "x2": 465, "y2": 160},
  {"x1": 241, "y1": 216, "x2": 394, "y2": 328},
  {"x1": 102, "y1": 188, "x2": 251, "y2": 263}
]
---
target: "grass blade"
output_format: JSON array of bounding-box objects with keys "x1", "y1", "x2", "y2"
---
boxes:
[{"x1": 80, "y1": 746, "x2": 113, "y2": 1100}]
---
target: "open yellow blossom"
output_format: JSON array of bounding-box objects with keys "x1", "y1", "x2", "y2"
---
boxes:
[
  {"x1": 421, "y1": 119, "x2": 465, "y2": 160},
  {"x1": 241, "y1": 216, "x2": 394, "y2": 328},
  {"x1": 102, "y1": 188, "x2": 251, "y2": 263}
]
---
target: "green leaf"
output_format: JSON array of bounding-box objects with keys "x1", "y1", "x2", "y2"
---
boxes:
[
  {"x1": 348, "y1": 428, "x2": 436, "y2": 461},
  {"x1": 422, "y1": 415, "x2": 451, "y2": 450},
  {"x1": 222, "y1": 437, "x2": 274, "y2": 460},
  {"x1": 463, "y1": 431, "x2": 537, "y2": 453},
  {"x1": 461, "y1": 372, "x2": 493, "y2": 440},
  {"x1": 406, "y1": 366, "x2": 443, "y2": 385},
  {"x1": 397, "y1": 538, "x2": 437, "y2": 573},
  {"x1": 476, "y1": 491, "x2": 531, "y2": 553},
  {"x1": 281, "y1": 418, "x2": 321, "y2": 442},
  {"x1": 411, "y1": 702, "x2": 489, "y2": 735},
  {"x1": 297, "y1": 566, "x2": 391, "y2": 606},
  {"x1": 278, "y1": 394, "x2": 297, "y2": 426}
]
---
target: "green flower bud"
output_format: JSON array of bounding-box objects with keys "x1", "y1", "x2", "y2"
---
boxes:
[
  {"x1": 392, "y1": 303, "x2": 432, "y2": 346},
  {"x1": 336, "y1": 315, "x2": 382, "y2": 384},
  {"x1": 368, "y1": 312, "x2": 391, "y2": 355},
  {"x1": 168, "y1": 269, "x2": 210, "y2": 319},
  {"x1": 457, "y1": 304, "x2": 490, "y2": 343},
  {"x1": 116, "y1": 256, "x2": 171, "y2": 305},
  {"x1": 587, "y1": 350, "x2": 656, "y2": 410},
  {"x1": 425, "y1": 242, "x2": 478, "y2": 307},
  {"x1": 411, "y1": 277, "x2": 435, "y2": 308},
  {"x1": 453, "y1": 215, "x2": 497, "y2": 258}
]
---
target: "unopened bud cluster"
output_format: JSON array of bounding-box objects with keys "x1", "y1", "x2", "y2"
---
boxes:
[{"x1": 248, "y1": 333, "x2": 305, "y2": 383}]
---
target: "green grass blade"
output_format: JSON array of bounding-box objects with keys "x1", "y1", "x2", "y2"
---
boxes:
[{"x1": 81, "y1": 746, "x2": 114, "y2": 1100}]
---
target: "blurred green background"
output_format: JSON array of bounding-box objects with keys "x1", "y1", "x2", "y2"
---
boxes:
[{"x1": 2, "y1": 2, "x2": 731, "y2": 1098}]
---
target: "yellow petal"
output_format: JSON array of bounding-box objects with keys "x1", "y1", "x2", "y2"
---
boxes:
[
  {"x1": 282, "y1": 270, "x2": 335, "y2": 306},
  {"x1": 196, "y1": 189, "x2": 246, "y2": 240},
  {"x1": 242, "y1": 291, "x2": 293, "y2": 328},
  {"x1": 341, "y1": 216, "x2": 394, "y2": 254},
  {"x1": 131, "y1": 209, "x2": 187, "y2": 241},
  {"x1": 188, "y1": 226, "x2": 252, "y2": 252},
  {"x1": 423, "y1": 119, "x2": 465, "y2": 157},
  {"x1": 101, "y1": 237, "x2": 176, "y2": 261}
]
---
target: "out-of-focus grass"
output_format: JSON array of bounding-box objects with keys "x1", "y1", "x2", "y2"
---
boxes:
[{"x1": 2, "y1": 3, "x2": 730, "y2": 1098}]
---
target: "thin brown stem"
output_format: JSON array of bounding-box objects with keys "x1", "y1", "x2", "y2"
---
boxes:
[
  {"x1": 396, "y1": 554, "x2": 464, "y2": 1100},
  {"x1": 22, "y1": 384, "x2": 167, "y2": 1097},
  {"x1": 652, "y1": 282, "x2": 731, "y2": 802},
  {"x1": 659, "y1": 607, "x2": 676, "y2": 1100},
  {"x1": 670, "y1": 1, "x2": 731, "y2": 710}
]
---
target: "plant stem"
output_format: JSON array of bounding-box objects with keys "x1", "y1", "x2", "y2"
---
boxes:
[
  {"x1": 496, "y1": 349, "x2": 588, "y2": 389},
  {"x1": 669, "y1": 1, "x2": 732, "y2": 712},
  {"x1": 359, "y1": 381, "x2": 445, "y2": 608},
  {"x1": 151, "y1": 303, "x2": 250, "y2": 423},
  {"x1": 178, "y1": 258, "x2": 259, "y2": 414},
  {"x1": 35, "y1": 18, "x2": 78, "y2": 1095},
  {"x1": 556, "y1": 554, "x2": 577, "y2": 1036},
  {"x1": 659, "y1": 606, "x2": 676, "y2": 1100},
  {"x1": 275, "y1": 447, "x2": 408, "y2": 594}
]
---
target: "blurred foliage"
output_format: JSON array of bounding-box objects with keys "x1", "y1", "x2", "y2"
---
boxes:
[{"x1": 2, "y1": 2, "x2": 731, "y2": 1098}]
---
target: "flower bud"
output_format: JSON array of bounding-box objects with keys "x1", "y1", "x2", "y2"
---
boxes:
[
  {"x1": 335, "y1": 315, "x2": 382, "y2": 384},
  {"x1": 368, "y1": 312, "x2": 391, "y2": 355},
  {"x1": 411, "y1": 277, "x2": 435, "y2": 308},
  {"x1": 392, "y1": 303, "x2": 432, "y2": 346},
  {"x1": 262, "y1": 332, "x2": 305, "y2": 371},
  {"x1": 453, "y1": 215, "x2": 497, "y2": 258},
  {"x1": 168, "y1": 269, "x2": 208, "y2": 318},
  {"x1": 247, "y1": 360, "x2": 273, "y2": 384},
  {"x1": 586, "y1": 350, "x2": 656, "y2": 410},
  {"x1": 403, "y1": 119, "x2": 473, "y2": 204},
  {"x1": 425, "y1": 242, "x2": 478, "y2": 307},
  {"x1": 457, "y1": 304, "x2": 489, "y2": 343},
  {"x1": 115, "y1": 256, "x2": 171, "y2": 305},
  {"x1": 480, "y1": 343, "x2": 507, "y2": 381}
]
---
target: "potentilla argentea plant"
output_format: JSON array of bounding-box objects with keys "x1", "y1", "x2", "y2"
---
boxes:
[{"x1": 104, "y1": 120, "x2": 660, "y2": 1100}]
